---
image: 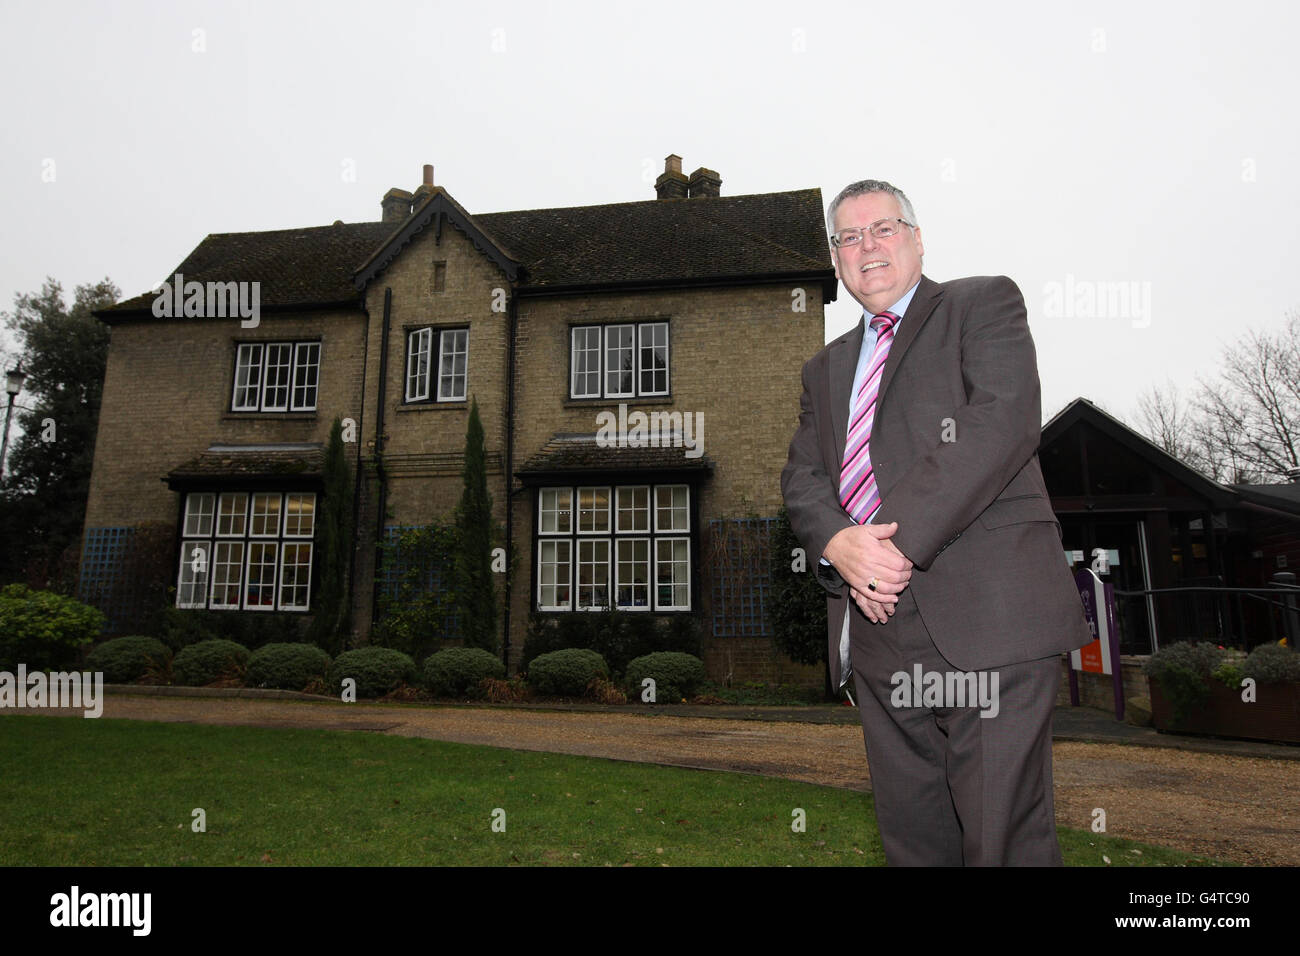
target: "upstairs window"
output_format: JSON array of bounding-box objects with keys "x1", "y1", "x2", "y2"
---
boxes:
[
  {"x1": 406, "y1": 327, "x2": 468, "y2": 403},
  {"x1": 570, "y1": 322, "x2": 669, "y2": 399},
  {"x1": 232, "y1": 342, "x2": 320, "y2": 412}
]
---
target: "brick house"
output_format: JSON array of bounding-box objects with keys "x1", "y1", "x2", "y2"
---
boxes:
[{"x1": 82, "y1": 157, "x2": 836, "y2": 682}]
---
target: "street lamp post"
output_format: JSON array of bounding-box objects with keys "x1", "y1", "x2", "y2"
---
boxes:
[{"x1": 2, "y1": 364, "x2": 28, "y2": 484}]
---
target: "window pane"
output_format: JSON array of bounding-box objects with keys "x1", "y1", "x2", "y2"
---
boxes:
[
  {"x1": 639, "y1": 323, "x2": 668, "y2": 394},
  {"x1": 539, "y1": 488, "x2": 572, "y2": 534},
  {"x1": 615, "y1": 538, "x2": 649, "y2": 609},
  {"x1": 655, "y1": 537, "x2": 690, "y2": 609},
  {"x1": 262, "y1": 343, "x2": 293, "y2": 411},
  {"x1": 605, "y1": 325, "x2": 634, "y2": 397},
  {"x1": 250, "y1": 493, "x2": 282, "y2": 537},
  {"x1": 292, "y1": 343, "x2": 320, "y2": 410},
  {"x1": 278, "y1": 542, "x2": 313, "y2": 610},
  {"x1": 577, "y1": 539, "x2": 610, "y2": 610},
  {"x1": 538, "y1": 539, "x2": 572, "y2": 610},
  {"x1": 183, "y1": 493, "x2": 215, "y2": 537},
  {"x1": 216, "y1": 493, "x2": 248, "y2": 537},
  {"x1": 439, "y1": 329, "x2": 468, "y2": 401},
  {"x1": 284, "y1": 493, "x2": 315, "y2": 537},
  {"x1": 210, "y1": 541, "x2": 245, "y2": 608},
  {"x1": 232, "y1": 344, "x2": 263, "y2": 410},
  {"x1": 177, "y1": 540, "x2": 210, "y2": 608},
  {"x1": 244, "y1": 541, "x2": 278, "y2": 609},
  {"x1": 407, "y1": 328, "x2": 432, "y2": 402},
  {"x1": 616, "y1": 486, "x2": 649, "y2": 532},
  {"x1": 655, "y1": 485, "x2": 689, "y2": 532},
  {"x1": 571, "y1": 327, "x2": 601, "y2": 398},
  {"x1": 577, "y1": 487, "x2": 610, "y2": 533}
]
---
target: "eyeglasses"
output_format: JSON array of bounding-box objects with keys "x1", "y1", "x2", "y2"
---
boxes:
[{"x1": 829, "y1": 218, "x2": 915, "y2": 248}]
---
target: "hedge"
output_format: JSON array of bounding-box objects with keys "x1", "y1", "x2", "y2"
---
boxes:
[
  {"x1": 331, "y1": 647, "x2": 418, "y2": 698},
  {"x1": 246, "y1": 643, "x2": 332, "y2": 691},
  {"x1": 423, "y1": 647, "x2": 504, "y2": 697},
  {"x1": 526, "y1": 648, "x2": 608, "y2": 697},
  {"x1": 172, "y1": 639, "x2": 250, "y2": 686},
  {"x1": 86, "y1": 636, "x2": 171, "y2": 684},
  {"x1": 624, "y1": 652, "x2": 707, "y2": 703}
]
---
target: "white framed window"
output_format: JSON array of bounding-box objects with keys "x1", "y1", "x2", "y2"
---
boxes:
[
  {"x1": 654, "y1": 485, "x2": 689, "y2": 532},
  {"x1": 537, "y1": 539, "x2": 572, "y2": 611},
  {"x1": 577, "y1": 486, "x2": 610, "y2": 534},
  {"x1": 615, "y1": 538, "x2": 650, "y2": 610},
  {"x1": 183, "y1": 493, "x2": 216, "y2": 537},
  {"x1": 278, "y1": 542, "x2": 313, "y2": 610},
  {"x1": 576, "y1": 539, "x2": 610, "y2": 610},
  {"x1": 405, "y1": 327, "x2": 469, "y2": 403},
  {"x1": 535, "y1": 483, "x2": 691, "y2": 613},
  {"x1": 570, "y1": 321, "x2": 670, "y2": 399},
  {"x1": 605, "y1": 325, "x2": 635, "y2": 398},
  {"x1": 177, "y1": 490, "x2": 318, "y2": 612},
  {"x1": 232, "y1": 341, "x2": 320, "y2": 412},
  {"x1": 655, "y1": 538, "x2": 690, "y2": 611},
  {"x1": 232, "y1": 344, "x2": 263, "y2": 411},
  {"x1": 439, "y1": 329, "x2": 468, "y2": 401},
  {"x1": 292, "y1": 343, "x2": 320, "y2": 411},
  {"x1": 177, "y1": 541, "x2": 210, "y2": 609},
  {"x1": 538, "y1": 488, "x2": 573, "y2": 534},
  {"x1": 571, "y1": 327, "x2": 602, "y2": 398},
  {"x1": 616, "y1": 486, "x2": 649, "y2": 533},
  {"x1": 639, "y1": 322, "x2": 669, "y2": 395}
]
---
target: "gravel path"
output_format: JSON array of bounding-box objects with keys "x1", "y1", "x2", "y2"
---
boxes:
[{"x1": 16, "y1": 695, "x2": 1298, "y2": 865}]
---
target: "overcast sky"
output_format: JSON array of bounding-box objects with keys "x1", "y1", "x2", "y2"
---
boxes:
[{"x1": 2, "y1": 0, "x2": 1296, "y2": 427}]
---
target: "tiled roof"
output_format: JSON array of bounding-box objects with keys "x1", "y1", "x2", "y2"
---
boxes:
[
  {"x1": 99, "y1": 188, "x2": 833, "y2": 317},
  {"x1": 166, "y1": 445, "x2": 325, "y2": 483},
  {"x1": 517, "y1": 434, "x2": 713, "y2": 480}
]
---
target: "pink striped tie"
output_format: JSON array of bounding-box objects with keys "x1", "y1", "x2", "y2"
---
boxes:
[{"x1": 840, "y1": 311, "x2": 898, "y2": 524}]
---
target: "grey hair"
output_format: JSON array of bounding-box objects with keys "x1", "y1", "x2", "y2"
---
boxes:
[{"x1": 826, "y1": 179, "x2": 918, "y2": 236}]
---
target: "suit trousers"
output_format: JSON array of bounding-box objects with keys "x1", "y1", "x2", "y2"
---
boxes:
[{"x1": 849, "y1": 585, "x2": 1064, "y2": 866}]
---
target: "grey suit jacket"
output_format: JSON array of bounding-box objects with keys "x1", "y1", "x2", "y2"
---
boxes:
[{"x1": 780, "y1": 274, "x2": 1092, "y2": 689}]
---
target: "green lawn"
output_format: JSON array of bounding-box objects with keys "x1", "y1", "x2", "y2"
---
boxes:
[{"x1": 0, "y1": 715, "x2": 1226, "y2": 866}]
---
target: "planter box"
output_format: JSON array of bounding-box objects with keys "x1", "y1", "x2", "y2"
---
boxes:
[{"x1": 1148, "y1": 677, "x2": 1300, "y2": 745}]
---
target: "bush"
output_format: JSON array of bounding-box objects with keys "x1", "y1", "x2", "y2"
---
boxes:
[
  {"x1": 154, "y1": 606, "x2": 311, "y2": 652},
  {"x1": 527, "y1": 648, "x2": 608, "y2": 697},
  {"x1": 1243, "y1": 643, "x2": 1300, "y2": 684},
  {"x1": 0, "y1": 584, "x2": 105, "y2": 671},
  {"x1": 624, "y1": 652, "x2": 707, "y2": 703},
  {"x1": 1144, "y1": 641, "x2": 1227, "y2": 722},
  {"x1": 86, "y1": 636, "x2": 172, "y2": 684},
  {"x1": 172, "y1": 640, "x2": 250, "y2": 686},
  {"x1": 521, "y1": 611, "x2": 703, "y2": 679},
  {"x1": 423, "y1": 647, "x2": 504, "y2": 697},
  {"x1": 331, "y1": 647, "x2": 418, "y2": 698},
  {"x1": 247, "y1": 643, "x2": 333, "y2": 691}
]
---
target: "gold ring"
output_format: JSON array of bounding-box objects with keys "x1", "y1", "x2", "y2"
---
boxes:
[{"x1": 867, "y1": 577, "x2": 879, "y2": 592}]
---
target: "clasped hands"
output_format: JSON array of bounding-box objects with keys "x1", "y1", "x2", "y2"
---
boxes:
[{"x1": 823, "y1": 522, "x2": 913, "y2": 624}]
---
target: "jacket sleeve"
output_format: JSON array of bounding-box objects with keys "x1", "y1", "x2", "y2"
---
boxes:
[
  {"x1": 874, "y1": 276, "x2": 1042, "y2": 570},
  {"x1": 781, "y1": 354, "x2": 856, "y2": 596}
]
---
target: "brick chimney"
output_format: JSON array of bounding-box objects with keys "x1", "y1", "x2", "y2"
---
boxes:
[
  {"x1": 412, "y1": 163, "x2": 436, "y2": 206},
  {"x1": 688, "y1": 166, "x2": 721, "y2": 198},
  {"x1": 381, "y1": 187, "x2": 413, "y2": 223},
  {"x1": 655, "y1": 154, "x2": 689, "y2": 200}
]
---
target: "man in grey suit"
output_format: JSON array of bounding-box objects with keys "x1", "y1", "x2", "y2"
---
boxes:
[{"x1": 781, "y1": 179, "x2": 1092, "y2": 865}]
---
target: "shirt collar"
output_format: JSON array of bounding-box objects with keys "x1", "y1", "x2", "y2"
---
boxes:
[{"x1": 865, "y1": 280, "x2": 921, "y2": 326}]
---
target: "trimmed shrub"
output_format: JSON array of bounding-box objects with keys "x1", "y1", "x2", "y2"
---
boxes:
[
  {"x1": 527, "y1": 648, "x2": 608, "y2": 697},
  {"x1": 331, "y1": 647, "x2": 418, "y2": 699},
  {"x1": 423, "y1": 647, "x2": 504, "y2": 697},
  {"x1": 247, "y1": 643, "x2": 332, "y2": 691},
  {"x1": 625, "y1": 652, "x2": 707, "y2": 703},
  {"x1": 1243, "y1": 643, "x2": 1300, "y2": 684},
  {"x1": 1143, "y1": 640, "x2": 1227, "y2": 722},
  {"x1": 86, "y1": 636, "x2": 171, "y2": 684},
  {"x1": 155, "y1": 607, "x2": 311, "y2": 652},
  {"x1": 521, "y1": 611, "x2": 703, "y2": 679},
  {"x1": 0, "y1": 584, "x2": 105, "y2": 671},
  {"x1": 172, "y1": 639, "x2": 250, "y2": 686}
]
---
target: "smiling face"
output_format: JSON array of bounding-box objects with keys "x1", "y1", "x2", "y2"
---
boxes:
[{"x1": 830, "y1": 191, "x2": 925, "y2": 315}]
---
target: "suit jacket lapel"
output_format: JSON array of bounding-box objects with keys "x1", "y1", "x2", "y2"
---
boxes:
[
  {"x1": 829, "y1": 315, "x2": 864, "y2": 467},
  {"x1": 878, "y1": 274, "x2": 944, "y2": 405}
]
